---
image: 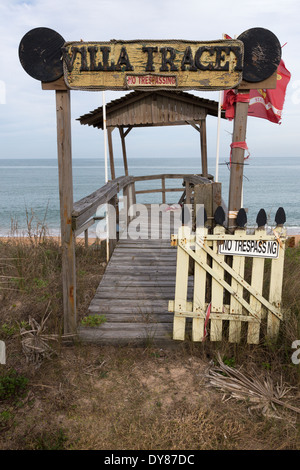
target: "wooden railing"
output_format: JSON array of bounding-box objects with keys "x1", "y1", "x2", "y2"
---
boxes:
[
  {"x1": 72, "y1": 175, "x2": 135, "y2": 256},
  {"x1": 65, "y1": 172, "x2": 219, "y2": 335},
  {"x1": 133, "y1": 173, "x2": 212, "y2": 204},
  {"x1": 71, "y1": 173, "x2": 213, "y2": 251}
]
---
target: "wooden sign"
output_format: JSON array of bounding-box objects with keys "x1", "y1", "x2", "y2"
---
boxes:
[
  {"x1": 62, "y1": 39, "x2": 244, "y2": 91},
  {"x1": 218, "y1": 239, "x2": 279, "y2": 259}
]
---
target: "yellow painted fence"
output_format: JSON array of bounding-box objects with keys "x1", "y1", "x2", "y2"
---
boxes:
[{"x1": 169, "y1": 221, "x2": 286, "y2": 344}]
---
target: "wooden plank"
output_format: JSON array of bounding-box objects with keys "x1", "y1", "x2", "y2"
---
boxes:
[
  {"x1": 78, "y1": 322, "x2": 173, "y2": 344},
  {"x1": 55, "y1": 89, "x2": 76, "y2": 335},
  {"x1": 62, "y1": 39, "x2": 243, "y2": 91},
  {"x1": 247, "y1": 228, "x2": 266, "y2": 344},
  {"x1": 173, "y1": 226, "x2": 191, "y2": 340},
  {"x1": 229, "y1": 229, "x2": 245, "y2": 343},
  {"x1": 194, "y1": 183, "x2": 213, "y2": 229},
  {"x1": 100, "y1": 280, "x2": 177, "y2": 287},
  {"x1": 107, "y1": 257, "x2": 176, "y2": 263},
  {"x1": 93, "y1": 291, "x2": 179, "y2": 300},
  {"x1": 132, "y1": 173, "x2": 210, "y2": 183},
  {"x1": 212, "y1": 182, "x2": 222, "y2": 214},
  {"x1": 86, "y1": 313, "x2": 174, "y2": 323},
  {"x1": 267, "y1": 227, "x2": 286, "y2": 339},
  {"x1": 135, "y1": 188, "x2": 183, "y2": 194},
  {"x1": 42, "y1": 76, "x2": 68, "y2": 90},
  {"x1": 238, "y1": 70, "x2": 277, "y2": 90},
  {"x1": 72, "y1": 176, "x2": 133, "y2": 229},
  {"x1": 192, "y1": 226, "x2": 207, "y2": 341},
  {"x1": 74, "y1": 217, "x2": 95, "y2": 237},
  {"x1": 210, "y1": 225, "x2": 225, "y2": 341},
  {"x1": 101, "y1": 274, "x2": 178, "y2": 281},
  {"x1": 94, "y1": 286, "x2": 176, "y2": 294},
  {"x1": 90, "y1": 298, "x2": 171, "y2": 307}
]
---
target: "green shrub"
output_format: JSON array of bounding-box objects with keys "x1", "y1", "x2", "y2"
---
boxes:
[
  {"x1": 0, "y1": 369, "x2": 28, "y2": 401},
  {"x1": 80, "y1": 315, "x2": 106, "y2": 327}
]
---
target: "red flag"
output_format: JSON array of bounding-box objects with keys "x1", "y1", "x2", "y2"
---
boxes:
[
  {"x1": 221, "y1": 34, "x2": 291, "y2": 124},
  {"x1": 248, "y1": 60, "x2": 291, "y2": 124}
]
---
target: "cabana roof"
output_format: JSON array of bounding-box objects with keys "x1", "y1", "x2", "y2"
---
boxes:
[
  {"x1": 77, "y1": 90, "x2": 225, "y2": 129},
  {"x1": 77, "y1": 90, "x2": 225, "y2": 179}
]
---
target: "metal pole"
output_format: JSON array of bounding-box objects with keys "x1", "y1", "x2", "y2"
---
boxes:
[
  {"x1": 215, "y1": 33, "x2": 226, "y2": 183},
  {"x1": 102, "y1": 91, "x2": 108, "y2": 184},
  {"x1": 215, "y1": 90, "x2": 222, "y2": 182},
  {"x1": 102, "y1": 91, "x2": 109, "y2": 262}
]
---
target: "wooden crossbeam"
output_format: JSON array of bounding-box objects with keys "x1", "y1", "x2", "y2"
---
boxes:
[{"x1": 180, "y1": 240, "x2": 282, "y2": 320}]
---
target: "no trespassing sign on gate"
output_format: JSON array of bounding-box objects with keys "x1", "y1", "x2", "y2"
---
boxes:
[{"x1": 218, "y1": 239, "x2": 279, "y2": 259}]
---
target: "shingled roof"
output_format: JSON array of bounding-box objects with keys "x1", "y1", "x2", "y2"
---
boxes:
[{"x1": 77, "y1": 90, "x2": 225, "y2": 129}]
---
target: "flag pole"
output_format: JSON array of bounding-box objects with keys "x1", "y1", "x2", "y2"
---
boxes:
[
  {"x1": 215, "y1": 90, "x2": 222, "y2": 182},
  {"x1": 215, "y1": 33, "x2": 225, "y2": 183},
  {"x1": 102, "y1": 91, "x2": 108, "y2": 184},
  {"x1": 102, "y1": 91, "x2": 109, "y2": 262}
]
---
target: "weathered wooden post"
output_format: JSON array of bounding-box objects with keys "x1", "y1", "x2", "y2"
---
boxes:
[
  {"x1": 227, "y1": 89, "x2": 250, "y2": 230},
  {"x1": 227, "y1": 27, "x2": 282, "y2": 230},
  {"x1": 55, "y1": 89, "x2": 77, "y2": 334},
  {"x1": 200, "y1": 119, "x2": 208, "y2": 178}
]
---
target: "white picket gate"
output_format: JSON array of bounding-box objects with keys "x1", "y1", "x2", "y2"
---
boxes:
[{"x1": 169, "y1": 220, "x2": 286, "y2": 344}]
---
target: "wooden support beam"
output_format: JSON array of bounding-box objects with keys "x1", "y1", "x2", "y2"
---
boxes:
[
  {"x1": 119, "y1": 126, "x2": 129, "y2": 176},
  {"x1": 200, "y1": 119, "x2": 208, "y2": 178},
  {"x1": 194, "y1": 183, "x2": 213, "y2": 229},
  {"x1": 55, "y1": 90, "x2": 76, "y2": 335},
  {"x1": 124, "y1": 126, "x2": 133, "y2": 138},
  {"x1": 228, "y1": 89, "x2": 250, "y2": 230},
  {"x1": 107, "y1": 127, "x2": 116, "y2": 180},
  {"x1": 238, "y1": 70, "x2": 277, "y2": 90},
  {"x1": 42, "y1": 76, "x2": 68, "y2": 91},
  {"x1": 161, "y1": 176, "x2": 166, "y2": 203},
  {"x1": 186, "y1": 119, "x2": 208, "y2": 178}
]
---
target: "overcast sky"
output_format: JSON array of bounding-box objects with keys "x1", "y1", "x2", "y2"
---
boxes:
[{"x1": 1, "y1": 0, "x2": 299, "y2": 165}]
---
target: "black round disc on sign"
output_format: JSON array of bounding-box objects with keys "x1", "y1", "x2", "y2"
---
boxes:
[
  {"x1": 19, "y1": 27, "x2": 65, "y2": 82},
  {"x1": 237, "y1": 28, "x2": 281, "y2": 82}
]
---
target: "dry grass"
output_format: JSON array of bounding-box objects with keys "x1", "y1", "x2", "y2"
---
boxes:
[{"x1": 0, "y1": 227, "x2": 300, "y2": 450}]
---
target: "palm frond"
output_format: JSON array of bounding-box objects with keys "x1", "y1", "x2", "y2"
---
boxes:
[{"x1": 206, "y1": 353, "x2": 300, "y2": 418}]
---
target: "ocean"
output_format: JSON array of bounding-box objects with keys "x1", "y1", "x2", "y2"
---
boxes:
[{"x1": 0, "y1": 156, "x2": 299, "y2": 236}]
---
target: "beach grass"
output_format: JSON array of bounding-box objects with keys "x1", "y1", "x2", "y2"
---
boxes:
[{"x1": 0, "y1": 227, "x2": 300, "y2": 450}]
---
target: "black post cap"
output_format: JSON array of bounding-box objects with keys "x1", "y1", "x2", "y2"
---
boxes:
[
  {"x1": 214, "y1": 206, "x2": 225, "y2": 226},
  {"x1": 275, "y1": 207, "x2": 286, "y2": 225},
  {"x1": 236, "y1": 208, "x2": 247, "y2": 228},
  {"x1": 256, "y1": 208, "x2": 267, "y2": 227}
]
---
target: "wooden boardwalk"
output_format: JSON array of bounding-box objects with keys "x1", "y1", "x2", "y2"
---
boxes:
[{"x1": 78, "y1": 205, "x2": 193, "y2": 345}]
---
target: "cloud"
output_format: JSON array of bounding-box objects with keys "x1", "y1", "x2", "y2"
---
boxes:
[{"x1": 0, "y1": 0, "x2": 299, "y2": 162}]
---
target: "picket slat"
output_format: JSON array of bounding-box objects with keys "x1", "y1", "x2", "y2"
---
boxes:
[
  {"x1": 192, "y1": 226, "x2": 208, "y2": 341},
  {"x1": 267, "y1": 226, "x2": 286, "y2": 339},
  {"x1": 210, "y1": 225, "x2": 225, "y2": 341},
  {"x1": 229, "y1": 229, "x2": 245, "y2": 343},
  {"x1": 173, "y1": 226, "x2": 191, "y2": 341},
  {"x1": 247, "y1": 228, "x2": 266, "y2": 344}
]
